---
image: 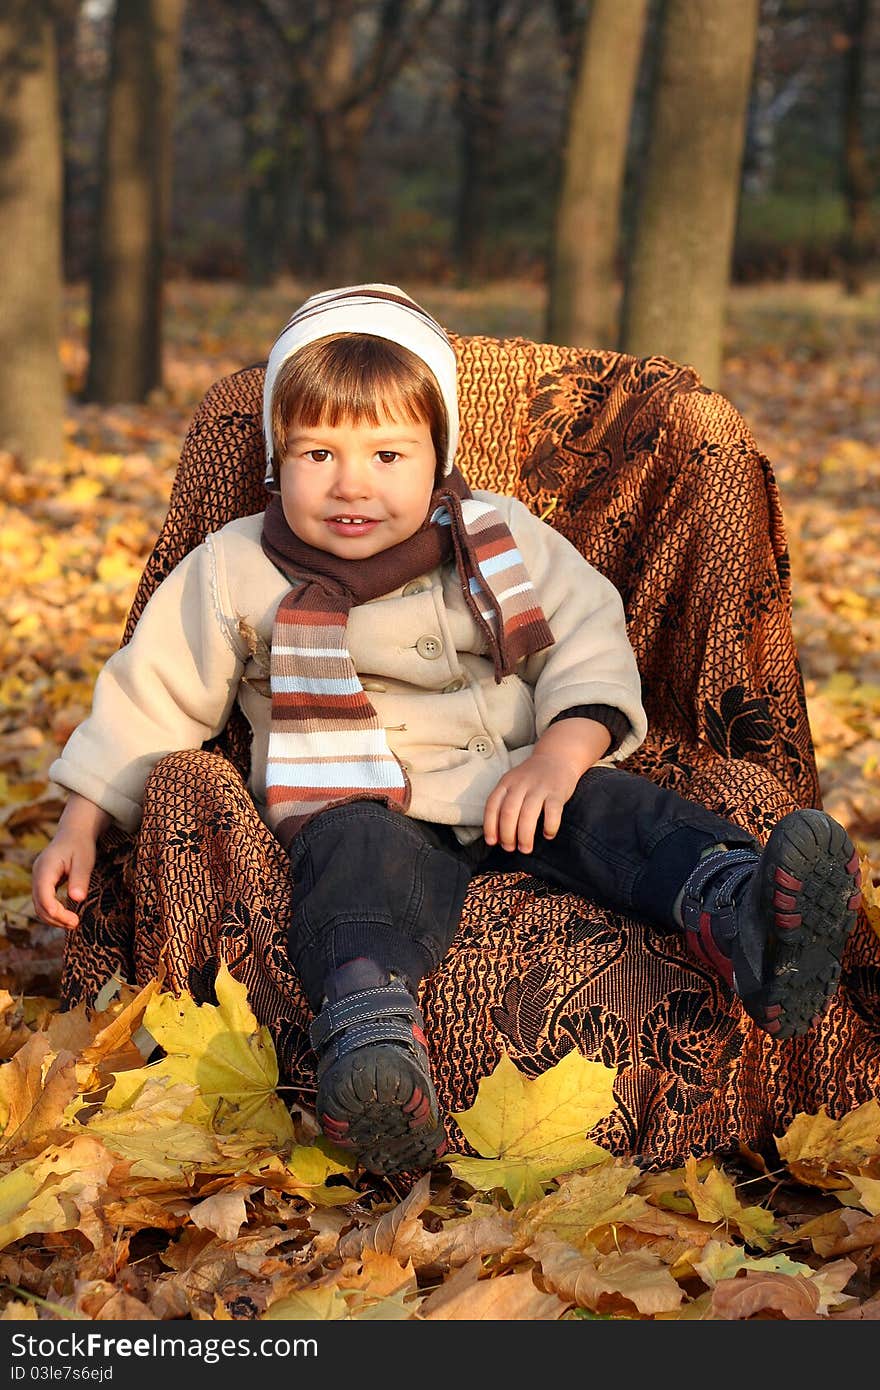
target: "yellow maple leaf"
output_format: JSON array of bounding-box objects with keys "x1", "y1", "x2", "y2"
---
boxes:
[
  {"x1": 262, "y1": 1286, "x2": 351, "y2": 1320},
  {"x1": 835, "y1": 1174, "x2": 880, "y2": 1217},
  {"x1": 0, "y1": 1135, "x2": 115, "y2": 1252},
  {"x1": 101, "y1": 964, "x2": 294, "y2": 1149},
  {"x1": 81, "y1": 1078, "x2": 226, "y2": 1179},
  {"x1": 683, "y1": 1157, "x2": 777, "y2": 1249},
  {"x1": 775, "y1": 1100, "x2": 880, "y2": 1187},
  {"x1": 517, "y1": 1163, "x2": 648, "y2": 1252},
  {"x1": 446, "y1": 1049, "x2": 616, "y2": 1206}
]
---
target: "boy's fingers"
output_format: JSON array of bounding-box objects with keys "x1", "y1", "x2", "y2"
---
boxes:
[
  {"x1": 516, "y1": 794, "x2": 546, "y2": 853},
  {"x1": 33, "y1": 893, "x2": 79, "y2": 931},
  {"x1": 498, "y1": 789, "x2": 527, "y2": 850},
  {"x1": 483, "y1": 782, "x2": 509, "y2": 844},
  {"x1": 67, "y1": 850, "x2": 95, "y2": 904},
  {"x1": 542, "y1": 796, "x2": 564, "y2": 840}
]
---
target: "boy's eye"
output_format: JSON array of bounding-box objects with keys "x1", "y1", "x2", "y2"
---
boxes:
[
  {"x1": 307, "y1": 449, "x2": 330, "y2": 462},
  {"x1": 377, "y1": 451, "x2": 399, "y2": 463}
]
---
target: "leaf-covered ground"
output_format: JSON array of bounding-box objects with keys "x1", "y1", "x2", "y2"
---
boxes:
[{"x1": 1, "y1": 278, "x2": 878, "y2": 1321}]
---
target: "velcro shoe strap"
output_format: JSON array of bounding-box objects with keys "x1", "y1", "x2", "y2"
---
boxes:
[
  {"x1": 320, "y1": 1016, "x2": 420, "y2": 1065},
  {"x1": 680, "y1": 848, "x2": 759, "y2": 919},
  {"x1": 309, "y1": 985, "x2": 421, "y2": 1053}
]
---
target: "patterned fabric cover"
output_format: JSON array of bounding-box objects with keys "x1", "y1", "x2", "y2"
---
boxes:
[{"x1": 60, "y1": 335, "x2": 880, "y2": 1166}]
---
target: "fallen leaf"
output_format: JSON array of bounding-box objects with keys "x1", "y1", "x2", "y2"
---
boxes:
[
  {"x1": 102, "y1": 964, "x2": 294, "y2": 1148},
  {"x1": 776, "y1": 1101, "x2": 880, "y2": 1186},
  {"x1": 527, "y1": 1231, "x2": 684, "y2": 1316},
  {"x1": 189, "y1": 1188, "x2": 254, "y2": 1242},
  {"x1": 419, "y1": 1257, "x2": 565, "y2": 1320},
  {"x1": 684, "y1": 1157, "x2": 777, "y2": 1249},
  {"x1": 447, "y1": 1050, "x2": 616, "y2": 1205},
  {"x1": 710, "y1": 1271, "x2": 822, "y2": 1319}
]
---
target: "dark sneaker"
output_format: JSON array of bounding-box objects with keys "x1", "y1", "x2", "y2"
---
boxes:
[
  {"x1": 310, "y1": 961, "x2": 447, "y2": 1176},
  {"x1": 681, "y1": 809, "x2": 862, "y2": 1038}
]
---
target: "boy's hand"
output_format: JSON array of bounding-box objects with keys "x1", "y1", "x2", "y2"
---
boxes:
[
  {"x1": 483, "y1": 717, "x2": 612, "y2": 854},
  {"x1": 31, "y1": 795, "x2": 112, "y2": 931}
]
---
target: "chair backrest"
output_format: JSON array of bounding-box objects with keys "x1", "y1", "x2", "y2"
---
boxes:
[{"x1": 124, "y1": 332, "x2": 820, "y2": 809}]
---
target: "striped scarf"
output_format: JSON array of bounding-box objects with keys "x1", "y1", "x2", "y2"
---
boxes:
[{"x1": 260, "y1": 468, "x2": 554, "y2": 849}]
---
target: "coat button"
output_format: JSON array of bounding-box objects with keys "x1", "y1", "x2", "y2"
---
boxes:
[
  {"x1": 415, "y1": 634, "x2": 444, "y2": 660},
  {"x1": 402, "y1": 579, "x2": 428, "y2": 597},
  {"x1": 361, "y1": 678, "x2": 387, "y2": 693},
  {"x1": 442, "y1": 677, "x2": 465, "y2": 693},
  {"x1": 466, "y1": 734, "x2": 493, "y2": 757}
]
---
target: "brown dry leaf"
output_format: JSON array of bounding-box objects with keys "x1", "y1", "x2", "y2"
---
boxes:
[
  {"x1": 334, "y1": 1248, "x2": 418, "y2": 1298},
  {"x1": 527, "y1": 1231, "x2": 684, "y2": 1317},
  {"x1": 317, "y1": 1249, "x2": 422, "y2": 1320},
  {"x1": 0, "y1": 991, "x2": 34, "y2": 1060},
  {"x1": 801, "y1": 1208, "x2": 880, "y2": 1259},
  {"x1": 44, "y1": 1002, "x2": 99, "y2": 1058},
  {"x1": 710, "y1": 1271, "x2": 822, "y2": 1319},
  {"x1": 189, "y1": 1188, "x2": 254, "y2": 1243},
  {"x1": 0, "y1": 1034, "x2": 79, "y2": 1157},
  {"x1": 158, "y1": 1226, "x2": 291, "y2": 1316},
  {"x1": 339, "y1": 1184, "x2": 516, "y2": 1274},
  {"x1": 0, "y1": 1302, "x2": 37, "y2": 1320},
  {"x1": 338, "y1": 1173, "x2": 433, "y2": 1260},
  {"x1": 306, "y1": 1207, "x2": 358, "y2": 1258},
  {"x1": 94, "y1": 1291, "x2": 157, "y2": 1320},
  {"x1": 76, "y1": 974, "x2": 164, "y2": 1081},
  {"x1": 693, "y1": 1239, "x2": 856, "y2": 1314},
  {"x1": 832, "y1": 1293, "x2": 880, "y2": 1320},
  {"x1": 419, "y1": 1256, "x2": 565, "y2": 1321}
]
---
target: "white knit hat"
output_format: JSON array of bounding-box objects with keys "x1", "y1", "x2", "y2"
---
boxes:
[{"x1": 262, "y1": 283, "x2": 459, "y2": 484}]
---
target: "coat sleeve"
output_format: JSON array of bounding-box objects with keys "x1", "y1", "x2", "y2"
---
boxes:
[
  {"x1": 48, "y1": 538, "x2": 246, "y2": 831},
  {"x1": 503, "y1": 495, "x2": 648, "y2": 760}
]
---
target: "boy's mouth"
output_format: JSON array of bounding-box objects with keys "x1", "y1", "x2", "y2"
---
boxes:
[{"x1": 325, "y1": 515, "x2": 380, "y2": 536}]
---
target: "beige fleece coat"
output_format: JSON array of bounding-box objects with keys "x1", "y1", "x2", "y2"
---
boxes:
[{"x1": 50, "y1": 490, "x2": 648, "y2": 843}]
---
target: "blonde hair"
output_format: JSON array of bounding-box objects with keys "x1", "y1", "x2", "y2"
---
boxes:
[{"x1": 270, "y1": 334, "x2": 448, "y2": 485}]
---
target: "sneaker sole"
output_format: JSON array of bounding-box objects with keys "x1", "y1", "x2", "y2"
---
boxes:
[
  {"x1": 317, "y1": 1043, "x2": 447, "y2": 1176},
  {"x1": 743, "y1": 808, "x2": 861, "y2": 1038}
]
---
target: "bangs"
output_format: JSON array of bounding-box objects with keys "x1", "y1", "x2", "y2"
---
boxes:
[{"x1": 271, "y1": 334, "x2": 448, "y2": 469}]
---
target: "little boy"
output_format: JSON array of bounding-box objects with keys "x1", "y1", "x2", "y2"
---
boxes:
[{"x1": 33, "y1": 284, "x2": 863, "y2": 1176}]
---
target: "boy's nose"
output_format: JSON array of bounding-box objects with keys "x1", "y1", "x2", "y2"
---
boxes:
[{"x1": 332, "y1": 458, "x2": 371, "y2": 499}]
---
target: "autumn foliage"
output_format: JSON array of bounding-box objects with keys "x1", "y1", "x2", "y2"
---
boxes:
[{"x1": 1, "y1": 278, "x2": 878, "y2": 1321}]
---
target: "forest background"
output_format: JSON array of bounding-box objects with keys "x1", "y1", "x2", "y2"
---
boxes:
[{"x1": 0, "y1": 0, "x2": 878, "y2": 1326}]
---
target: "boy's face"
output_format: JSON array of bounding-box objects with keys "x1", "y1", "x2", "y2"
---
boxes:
[{"x1": 279, "y1": 408, "x2": 438, "y2": 559}]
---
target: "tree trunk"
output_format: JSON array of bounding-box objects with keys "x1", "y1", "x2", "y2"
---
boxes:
[
  {"x1": 55, "y1": 0, "x2": 82, "y2": 283},
  {"x1": 546, "y1": 0, "x2": 649, "y2": 348},
  {"x1": 85, "y1": 0, "x2": 185, "y2": 404},
  {"x1": 619, "y1": 0, "x2": 759, "y2": 388},
  {"x1": 312, "y1": 106, "x2": 370, "y2": 285},
  {"x1": 453, "y1": 0, "x2": 507, "y2": 284},
  {"x1": 0, "y1": 1, "x2": 64, "y2": 461},
  {"x1": 841, "y1": 0, "x2": 874, "y2": 296}
]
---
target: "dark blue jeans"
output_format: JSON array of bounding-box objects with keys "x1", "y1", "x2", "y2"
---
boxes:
[{"x1": 286, "y1": 765, "x2": 758, "y2": 1010}]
